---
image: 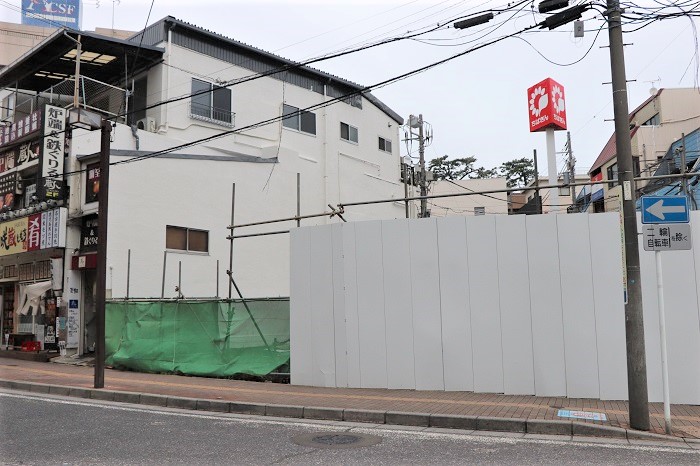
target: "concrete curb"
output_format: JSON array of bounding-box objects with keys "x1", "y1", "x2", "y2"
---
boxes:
[{"x1": 0, "y1": 379, "x2": 690, "y2": 443}]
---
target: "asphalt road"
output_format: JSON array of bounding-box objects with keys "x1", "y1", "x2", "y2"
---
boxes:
[{"x1": 0, "y1": 389, "x2": 698, "y2": 466}]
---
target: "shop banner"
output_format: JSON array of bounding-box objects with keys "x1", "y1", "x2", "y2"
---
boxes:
[{"x1": 0, "y1": 207, "x2": 67, "y2": 257}]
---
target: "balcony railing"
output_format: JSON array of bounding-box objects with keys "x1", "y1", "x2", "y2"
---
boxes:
[
  {"x1": 10, "y1": 76, "x2": 128, "y2": 124},
  {"x1": 189, "y1": 102, "x2": 235, "y2": 128}
]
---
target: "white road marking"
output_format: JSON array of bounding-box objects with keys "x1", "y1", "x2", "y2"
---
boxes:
[{"x1": 1, "y1": 389, "x2": 697, "y2": 455}]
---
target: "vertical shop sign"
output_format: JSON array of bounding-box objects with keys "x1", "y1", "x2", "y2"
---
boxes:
[
  {"x1": 27, "y1": 214, "x2": 41, "y2": 251},
  {"x1": 40, "y1": 105, "x2": 66, "y2": 200}
]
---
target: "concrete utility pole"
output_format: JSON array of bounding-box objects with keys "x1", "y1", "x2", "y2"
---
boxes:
[
  {"x1": 418, "y1": 114, "x2": 428, "y2": 218},
  {"x1": 567, "y1": 131, "x2": 576, "y2": 207},
  {"x1": 606, "y1": 0, "x2": 650, "y2": 431},
  {"x1": 95, "y1": 119, "x2": 111, "y2": 389}
]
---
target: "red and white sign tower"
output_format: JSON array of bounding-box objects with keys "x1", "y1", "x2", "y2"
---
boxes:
[{"x1": 527, "y1": 78, "x2": 567, "y2": 212}]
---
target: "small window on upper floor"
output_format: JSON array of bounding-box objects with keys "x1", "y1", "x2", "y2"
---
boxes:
[
  {"x1": 378, "y1": 136, "x2": 392, "y2": 153},
  {"x1": 340, "y1": 122, "x2": 358, "y2": 143},
  {"x1": 166, "y1": 225, "x2": 209, "y2": 253},
  {"x1": 607, "y1": 162, "x2": 619, "y2": 188},
  {"x1": 190, "y1": 78, "x2": 233, "y2": 127},
  {"x1": 641, "y1": 113, "x2": 660, "y2": 126},
  {"x1": 474, "y1": 207, "x2": 485, "y2": 216},
  {"x1": 282, "y1": 104, "x2": 316, "y2": 135}
]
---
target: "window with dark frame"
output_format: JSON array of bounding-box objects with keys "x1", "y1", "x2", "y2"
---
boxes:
[
  {"x1": 166, "y1": 226, "x2": 209, "y2": 253},
  {"x1": 607, "y1": 162, "x2": 619, "y2": 188},
  {"x1": 378, "y1": 136, "x2": 392, "y2": 153},
  {"x1": 282, "y1": 104, "x2": 316, "y2": 135},
  {"x1": 340, "y1": 122, "x2": 358, "y2": 143},
  {"x1": 190, "y1": 78, "x2": 232, "y2": 124}
]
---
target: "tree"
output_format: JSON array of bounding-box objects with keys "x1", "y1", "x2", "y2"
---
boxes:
[
  {"x1": 428, "y1": 155, "x2": 477, "y2": 180},
  {"x1": 499, "y1": 157, "x2": 536, "y2": 188}
]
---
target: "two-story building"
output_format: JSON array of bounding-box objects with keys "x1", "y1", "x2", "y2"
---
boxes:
[
  {"x1": 587, "y1": 88, "x2": 700, "y2": 212},
  {"x1": 0, "y1": 16, "x2": 406, "y2": 355}
]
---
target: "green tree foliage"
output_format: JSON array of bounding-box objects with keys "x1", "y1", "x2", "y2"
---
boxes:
[
  {"x1": 428, "y1": 155, "x2": 476, "y2": 180},
  {"x1": 499, "y1": 157, "x2": 536, "y2": 188},
  {"x1": 427, "y1": 155, "x2": 528, "y2": 184}
]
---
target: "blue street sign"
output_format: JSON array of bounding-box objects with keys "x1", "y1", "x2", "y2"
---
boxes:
[{"x1": 641, "y1": 195, "x2": 690, "y2": 224}]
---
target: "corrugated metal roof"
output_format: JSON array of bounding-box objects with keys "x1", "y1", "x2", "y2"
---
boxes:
[{"x1": 128, "y1": 16, "x2": 403, "y2": 124}]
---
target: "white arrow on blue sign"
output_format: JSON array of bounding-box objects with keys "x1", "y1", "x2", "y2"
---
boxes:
[{"x1": 641, "y1": 195, "x2": 690, "y2": 224}]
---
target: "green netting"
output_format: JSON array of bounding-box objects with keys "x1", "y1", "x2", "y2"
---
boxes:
[{"x1": 105, "y1": 299, "x2": 289, "y2": 377}]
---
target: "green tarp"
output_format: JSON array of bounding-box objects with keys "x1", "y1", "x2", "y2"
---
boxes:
[{"x1": 105, "y1": 299, "x2": 289, "y2": 377}]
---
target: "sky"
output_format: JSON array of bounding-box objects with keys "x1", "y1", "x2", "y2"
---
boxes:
[{"x1": 1, "y1": 0, "x2": 699, "y2": 176}]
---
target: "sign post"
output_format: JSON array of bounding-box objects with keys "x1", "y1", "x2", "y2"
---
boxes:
[
  {"x1": 641, "y1": 194, "x2": 692, "y2": 435},
  {"x1": 527, "y1": 78, "x2": 567, "y2": 213}
]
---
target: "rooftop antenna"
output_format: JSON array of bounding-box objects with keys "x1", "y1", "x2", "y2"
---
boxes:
[
  {"x1": 646, "y1": 77, "x2": 661, "y2": 95},
  {"x1": 94, "y1": 0, "x2": 121, "y2": 31}
]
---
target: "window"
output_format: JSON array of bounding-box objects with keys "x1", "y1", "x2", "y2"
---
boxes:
[
  {"x1": 633, "y1": 156, "x2": 641, "y2": 177},
  {"x1": 607, "y1": 162, "x2": 619, "y2": 188},
  {"x1": 1, "y1": 94, "x2": 14, "y2": 121},
  {"x1": 340, "y1": 122, "x2": 358, "y2": 143},
  {"x1": 559, "y1": 186, "x2": 571, "y2": 196},
  {"x1": 166, "y1": 226, "x2": 208, "y2": 253},
  {"x1": 282, "y1": 104, "x2": 316, "y2": 135},
  {"x1": 190, "y1": 78, "x2": 232, "y2": 126},
  {"x1": 474, "y1": 207, "x2": 485, "y2": 216},
  {"x1": 378, "y1": 136, "x2": 392, "y2": 153},
  {"x1": 641, "y1": 113, "x2": 660, "y2": 126}
]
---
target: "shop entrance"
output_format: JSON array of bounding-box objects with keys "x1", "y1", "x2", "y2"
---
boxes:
[{"x1": 82, "y1": 270, "x2": 97, "y2": 354}]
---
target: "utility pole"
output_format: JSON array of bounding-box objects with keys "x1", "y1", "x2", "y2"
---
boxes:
[
  {"x1": 418, "y1": 114, "x2": 427, "y2": 218},
  {"x1": 606, "y1": 0, "x2": 650, "y2": 431},
  {"x1": 95, "y1": 119, "x2": 111, "y2": 389},
  {"x1": 533, "y1": 149, "x2": 542, "y2": 214},
  {"x1": 567, "y1": 131, "x2": 577, "y2": 208}
]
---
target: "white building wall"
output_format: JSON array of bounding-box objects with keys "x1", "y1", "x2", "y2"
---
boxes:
[
  {"x1": 428, "y1": 178, "x2": 509, "y2": 216},
  {"x1": 290, "y1": 212, "x2": 700, "y2": 404},
  {"x1": 66, "y1": 41, "x2": 406, "y2": 299}
]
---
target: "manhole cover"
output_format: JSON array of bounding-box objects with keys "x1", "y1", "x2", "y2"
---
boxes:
[{"x1": 292, "y1": 432, "x2": 382, "y2": 449}]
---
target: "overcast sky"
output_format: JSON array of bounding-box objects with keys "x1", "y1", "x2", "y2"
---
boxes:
[{"x1": 2, "y1": 0, "x2": 698, "y2": 176}]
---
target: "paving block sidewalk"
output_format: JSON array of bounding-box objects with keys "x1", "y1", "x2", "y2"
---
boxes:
[{"x1": 1, "y1": 357, "x2": 699, "y2": 441}]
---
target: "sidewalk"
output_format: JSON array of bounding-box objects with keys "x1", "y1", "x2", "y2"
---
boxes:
[{"x1": 1, "y1": 357, "x2": 699, "y2": 442}]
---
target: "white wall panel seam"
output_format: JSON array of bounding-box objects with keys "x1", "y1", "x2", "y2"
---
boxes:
[
  {"x1": 585, "y1": 214, "x2": 604, "y2": 397},
  {"x1": 524, "y1": 220, "x2": 538, "y2": 395},
  {"x1": 554, "y1": 215, "x2": 570, "y2": 394},
  {"x1": 493, "y1": 217, "x2": 507, "y2": 390},
  {"x1": 351, "y1": 227, "x2": 363, "y2": 387},
  {"x1": 435, "y1": 220, "x2": 447, "y2": 390},
  {"x1": 463, "y1": 218, "x2": 477, "y2": 388}
]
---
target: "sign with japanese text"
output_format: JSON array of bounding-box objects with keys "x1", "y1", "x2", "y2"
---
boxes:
[
  {"x1": 0, "y1": 208, "x2": 66, "y2": 257},
  {"x1": 80, "y1": 214, "x2": 98, "y2": 251},
  {"x1": 0, "y1": 110, "x2": 41, "y2": 149},
  {"x1": 40, "y1": 105, "x2": 66, "y2": 200},
  {"x1": 0, "y1": 218, "x2": 29, "y2": 256},
  {"x1": 527, "y1": 78, "x2": 567, "y2": 132},
  {"x1": 85, "y1": 162, "x2": 100, "y2": 203},
  {"x1": 643, "y1": 223, "x2": 692, "y2": 251}
]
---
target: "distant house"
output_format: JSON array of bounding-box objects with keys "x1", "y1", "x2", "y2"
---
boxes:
[{"x1": 586, "y1": 88, "x2": 700, "y2": 212}]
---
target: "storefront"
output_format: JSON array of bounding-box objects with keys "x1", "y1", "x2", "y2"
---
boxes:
[{"x1": 0, "y1": 104, "x2": 68, "y2": 351}]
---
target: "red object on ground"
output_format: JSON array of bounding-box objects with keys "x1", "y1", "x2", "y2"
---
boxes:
[{"x1": 20, "y1": 341, "x2": 41, "y2": 352}]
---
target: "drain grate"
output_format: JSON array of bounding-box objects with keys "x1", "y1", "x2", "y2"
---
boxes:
[{"x1": 292, "y1": 432, "x2": 382, "y2": 449}]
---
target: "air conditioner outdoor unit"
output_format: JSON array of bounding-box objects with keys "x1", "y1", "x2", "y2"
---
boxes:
[{"x1": 136, "y1": 117, "x2": 157, "y2": 132}]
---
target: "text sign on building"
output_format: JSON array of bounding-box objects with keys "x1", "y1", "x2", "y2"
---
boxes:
[
  {"x1": 641, "y1": 195, "x2": 690, "y2": 224},
  {"x1": 21, "y1": 0, "x2": 82, "y2": 29},
  {"x1": 40, "y1": 105, "x2": 66, "y2": 200},
  {"x1": 643, "y1": 223, "x2": 692, "y2": 251},
  {"x1": 527, "y1": 77, "x2": 567, "y2": 132},
  {"x1": 0, "y1": 110, "x2": 42, "y2": 149},
  {"x1": 0, "y1": 208, "x2": 67, "y2": 257}
]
